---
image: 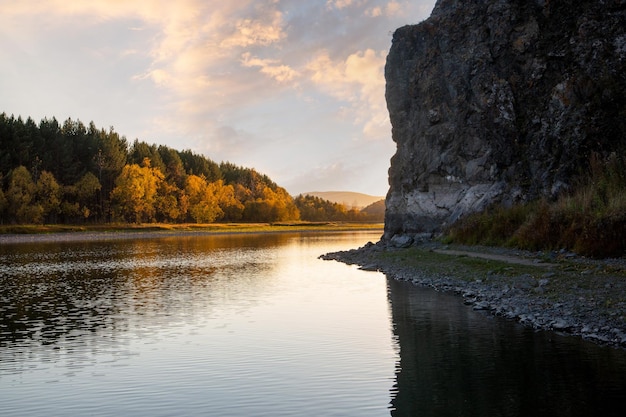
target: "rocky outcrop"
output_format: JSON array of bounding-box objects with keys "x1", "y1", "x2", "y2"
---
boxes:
[{"x1": 383, "y1": 0, "x2": 626, "y2": 240}]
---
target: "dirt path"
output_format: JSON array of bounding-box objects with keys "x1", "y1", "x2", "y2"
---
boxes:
[{"x1": 432, "y1": 249, "x2": 558, "y2": 267}]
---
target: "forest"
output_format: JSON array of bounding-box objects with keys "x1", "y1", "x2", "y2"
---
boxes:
[{"x1": 0, "y1": 113, "x2": 383, "y2": 225}]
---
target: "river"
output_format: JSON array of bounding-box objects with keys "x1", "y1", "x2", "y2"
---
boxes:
[{"x1": 1, "y1": 231, "x2": 625, "y2": 416}]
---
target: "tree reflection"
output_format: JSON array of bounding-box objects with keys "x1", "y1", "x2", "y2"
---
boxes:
[
  {"x1": 0, "y1": 233, "x2": 289, "y2": 351},
  {"x1": 0, "y1": 243, "x2": 127, "y2": 348},
  {"x1": 386, "y1": 277, "x2": 626, "y2": 417}
]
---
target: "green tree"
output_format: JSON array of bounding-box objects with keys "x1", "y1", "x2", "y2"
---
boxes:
[
  {"x1": 94, "y1": 126, "x2": 129, "y2": 220},
  {"x1": 38, "y1": 117, "x2": 63, "y2": 181},
  {"x1": 6, "y1": 166, "x2": 42, "y2": 223},
  {"x1": 0, "y1": 114, "x2": 14, "y2": 173},
  {"x1": 0, "y1": 173, "x2": 7, "y2": 223},
  {"x1": 56, "y1": 118, "x2": 86, "y2": 184},
  {"x1": 158, "y1": 145, "x2": 187, "y2": 188},
  {"x1": 63, "y1": 171, "x2": 102, "y2": 222},
  {"x1": 36, "y1": 170, "x2": 61, "y2": 223},
  {"x1": 180, "y1": 150, "x2": 222, "y2": 181},
  {"x1": 130, "y1": 140, "x2": 165, "y2": 173},
  {"x1": 295, "y1": 195, "x2": 327, "y2": 221}
]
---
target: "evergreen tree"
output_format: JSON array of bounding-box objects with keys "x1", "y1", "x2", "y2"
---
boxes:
[
  {"x1": 95, "y1": 127, "x2": 128, "y2": 220},
  {"x1": 0, "y1": 113, "x2": 304, "y2": 225},
  {"x1": 68, "y1": 172, "x2": 102, "y2": 222},
  {"x1": 180, "y1": 150, "x2": 221, "y2": 181},
  {"x1": 158, "y1": 145, "x2": 187, "y2": 189},
  {"x1": 130, "y1": 140, "x2": 165, "y2": 173}
]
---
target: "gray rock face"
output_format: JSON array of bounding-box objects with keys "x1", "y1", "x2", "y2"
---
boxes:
[{"x1": 383, "y1": 0, "x2": 626, "y2": 239}]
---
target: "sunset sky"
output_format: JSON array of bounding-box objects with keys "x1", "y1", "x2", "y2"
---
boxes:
[{"x1": 0, "y1": 0, "x2": 435, "y2": 196}]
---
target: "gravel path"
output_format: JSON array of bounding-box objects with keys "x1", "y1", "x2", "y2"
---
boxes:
[
  {"x1": 432, "y1": 248, "x2": 558, "y2": 267},
  {"x1": 321, "y1": 239, "x2": 626, "y2": 350}
]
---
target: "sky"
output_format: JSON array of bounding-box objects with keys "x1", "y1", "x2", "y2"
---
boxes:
[{"x1": 0, "y1": 0, "x2": 435, "y2": 197}]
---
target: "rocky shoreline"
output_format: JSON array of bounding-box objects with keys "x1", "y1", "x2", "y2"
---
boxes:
[{"x1": 321, "y1": 239, "x2": 626, "y2": 350}]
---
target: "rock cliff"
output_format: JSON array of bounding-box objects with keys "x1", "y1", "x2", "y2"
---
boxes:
[{"x1": 383, "y1": 0, "x2": 626, "y2": 241}]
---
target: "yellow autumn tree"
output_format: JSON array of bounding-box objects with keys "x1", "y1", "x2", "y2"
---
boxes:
[
  {"x1": 185, "y1": 174, "x2": 222, "y2": 223},
  {"x1": 110, "y1": 158, "x2": 164, "y2": 223},
  {"x1": 243, "y1": 185, "x2": 299, "y2": 222},
  {"x1": 156, "y1": 180, "x2": 187, "y2": 222},
  {"x1": 212, "y1": 180, "x2": 244, "y2": 221},
  {"x1": 36, "y1": 170, "x2": 61, "y2": 223}
]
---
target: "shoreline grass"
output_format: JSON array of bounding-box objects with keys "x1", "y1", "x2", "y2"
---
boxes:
[
  {"x1": 444, "y1": 153, "x2": 626, "y2": 258},
  {"x1": 0, "y1": 222, "x2": 384, "y2": 236}
]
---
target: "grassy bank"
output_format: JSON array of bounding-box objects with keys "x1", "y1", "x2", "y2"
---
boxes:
[
  {"x1": 376, "y1": 243, "x2": 626, "y2": 289},
  {"x1": 327, "y1": 242, "x2": 626, "y2": 347},
  {"x1": 445, "y1": 153, "x2": 626, "y2": 258},
  {"x1": 379, "y1": 245, "x2": 553, "y2": 281},
  {"x1": 0, "y1": 222, "x2": 384, "y2": 236}
]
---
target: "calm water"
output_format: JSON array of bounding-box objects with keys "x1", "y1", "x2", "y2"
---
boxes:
[{"x1": 1, "y1": 231, "x2": 626, "y2": 416}]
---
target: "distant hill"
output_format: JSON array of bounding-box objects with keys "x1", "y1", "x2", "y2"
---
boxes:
[
  {"x1": 302, "y1": 191, "x2": 385, "y2": 209},
  {"x1": 361, "y1": 199, "x2": 386, "y2": 217}
]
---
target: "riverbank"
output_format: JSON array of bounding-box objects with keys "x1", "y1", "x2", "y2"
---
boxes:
[
  {"x1": 0, "y1": 222, "x2": 384, "y2": 244},
  {"x1": 321, "y1": 239, "x2": 626, "y2": 349}
]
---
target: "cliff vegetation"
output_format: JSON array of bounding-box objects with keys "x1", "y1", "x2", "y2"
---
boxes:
[{"x1": 445, "y1": 152, "x2": 626, "y2": 258}]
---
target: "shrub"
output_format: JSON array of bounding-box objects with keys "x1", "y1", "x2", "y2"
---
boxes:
[{"x1": 445, "y1": 153, "x2": 626, "y2": 258}]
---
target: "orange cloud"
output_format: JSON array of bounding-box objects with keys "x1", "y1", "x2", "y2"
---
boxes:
[
  {"x1": 220, "y1": 11, "x2": 286, "y2": 48},
  {"x1": 366, "y1": 1, "x2": 406, "y2": 17},
  {"x1": 241, "y1": 53, "x2": 299, "y2": 83},
  {"x1": 3, "y1": 0, "x2": 430, "y2": 144},
  {"x1": 306, "y1": 49, "x2": 389, "y2": 139},
  {"x1": 327, "y1": 0, "x2": 355, "y2": 10}
]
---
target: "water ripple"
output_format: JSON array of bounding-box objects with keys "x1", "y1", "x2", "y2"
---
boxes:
[{"x1": 1, "y1": 232, "x2": 395, "y2": 417}]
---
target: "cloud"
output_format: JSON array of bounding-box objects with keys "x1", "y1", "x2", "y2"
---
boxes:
[
  {"x1": 241, "y1": 53, "x2": 299, "y2": 83},
  {"x1": 220, "y1": 10, "x2": 286, "y2": 48},
  {"x1": 384, "y1": 1, "x2": 404, "y2": 16},
  {"x1": 306, "y1": 48, "x2": 389, "y2": 139},
  {"x1": 366, "y1": 1, "x2": 406, "y2": 17},
  {"x1": 326, "y1": 0, "x2": 356, "y2": 10},
  {"x1": 0, "y1": 0, "x2": 437, "y2": 194},
  {"x1": 2, "y1": 0, "x2": 398, "y2": 138}
]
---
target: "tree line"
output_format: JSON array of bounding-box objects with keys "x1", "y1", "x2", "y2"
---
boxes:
[
  {"x1": 0, "y1": 113, "x2": 383, "y2": 224},
  {"x1": 294, "y1": 194, "x2": 384, "y2": 222}
]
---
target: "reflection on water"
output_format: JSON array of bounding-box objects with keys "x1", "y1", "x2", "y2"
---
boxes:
[
  {"x1": 3, "y1": 231, "x2": 626, "y2": 416},
  {"x1": 387, "y1": 278, "x2": 626, "y2": 417},
  {"x1": 0, "y1": 235, "x2": 282, "y2": 352},
  {"x1": 1, "y1": 232, "x2": 396, "y2": 417}
]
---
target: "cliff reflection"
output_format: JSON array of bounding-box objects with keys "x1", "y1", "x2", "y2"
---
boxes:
[{"x1": 387, "y1": 277, "x2": 626, "y2": 417}]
